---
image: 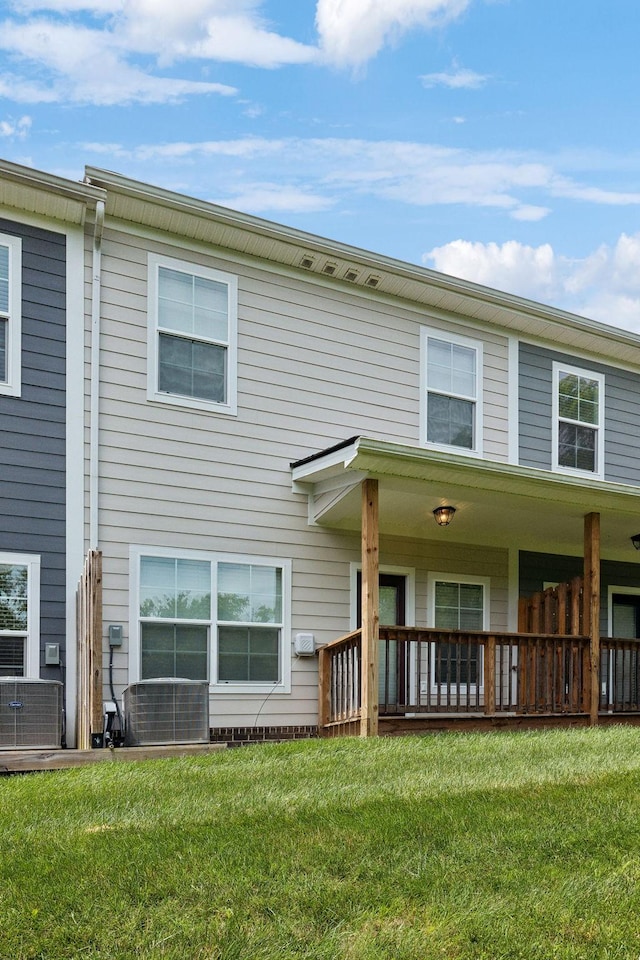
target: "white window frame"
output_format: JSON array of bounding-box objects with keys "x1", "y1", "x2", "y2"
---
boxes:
[
  {"x1": 129, "y1": 546, "x2": 291, "y2": 694},
  {"x1": 0, "y1": 233, "x2": 22, "y2": 398},
  {"x1": 426, "y1": 572, "x2": 490, "y2": 693},
  {"x1": 420, "y1": 327, "x2": 483, "y2": 456},
  {"x1": 147, "y1": 253, "x2": 238, "y2": 415},
  {"x1": 0, "y1": 552, "x2": 40, "y2": 677},
  {"x1": 552, "y1": 362, "x2": 604, "y2": 479}
]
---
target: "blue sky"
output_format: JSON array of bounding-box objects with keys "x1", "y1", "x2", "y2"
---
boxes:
[{"x1": 1, "y1": 0, "x2": 640, "y2": 330}]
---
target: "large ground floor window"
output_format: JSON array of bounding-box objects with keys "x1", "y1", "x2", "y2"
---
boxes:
[
  {"x1": 132, "y1": 548, "x2": 291, "y2": 694},
  {"x1": 0, "y1": 553, "x2": 40, "y2": 677},
  {"x1": 427, "y1": 573, "x2": 490, "y2": 690}
]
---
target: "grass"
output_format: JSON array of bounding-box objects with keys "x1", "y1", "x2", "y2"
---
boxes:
[{"x1": 3, "y1": 727, "x2": 640, "y2": 958}]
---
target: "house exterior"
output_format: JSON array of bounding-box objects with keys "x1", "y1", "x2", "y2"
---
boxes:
[
  {"x1": 0, "y1": 161, "x2": 105, "y2": 745},
  {"x1": 3, "y1": 157, "x2": 640, "y2": 747}
]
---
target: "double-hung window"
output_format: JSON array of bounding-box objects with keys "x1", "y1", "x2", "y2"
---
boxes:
[
  {"x1": 427, "y1": 573, "x2": 489, "y2": 692},
  {"x1": 421, "y1": 328, "x2": 482, "y2": 454},
  {"x1": 0, "y1": 233, "x2": 22, "y2": 397},
  {"x1": 148, "y1": 254, "x2": 237, "y2": 414},
  {"x1": 133, "y1": 548, "x2": 291, "y2": 693},
  {"x1": 552, "y1": 363, "x2": 604, "y2": 478},
  {"x1": 0, "y1": 554, "x2": 40, "y2": 677}
]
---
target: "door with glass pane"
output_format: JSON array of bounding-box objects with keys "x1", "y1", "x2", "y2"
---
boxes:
[
  {"x1": 356, "y1": 573, "x2": 406, "y2": 709},
  {"x1": 432, "y1": 579, "x2": 484, "y2": 703},
  {"x1": 609, "y1": 593, "x2": 640, "y2": 708}
]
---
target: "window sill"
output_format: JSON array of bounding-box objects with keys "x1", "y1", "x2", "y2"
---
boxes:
[
  {"x1": 423, "y1": 441, "x2": 483, "y2": 458},
  {"x1": 212, "y1": 681, "x2": 291, "y2": 695},
  {"x1": 147, "y1": 390, "x2": 237, "y2": 417},
  {"x1": 551, "y1": 464, "x2": 604, "y2": 482},
  {"x1": 0, "y1": 381, "x2": 21, "y2": 398}
]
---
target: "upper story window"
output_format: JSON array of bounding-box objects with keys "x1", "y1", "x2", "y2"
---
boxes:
[
  {"x1": 132, "y1": 547, "x2": 291, "y2": 694},
  {"x1": 0, "y1": 233, "x2": 22, "y2": 398},
  {"x1": 421, "y1": 328, "x2": 483, "y2": 455},
  {"x1": 552, "y1": 363, "x2": 604, "y2": 478},
  {"x1": 147, "y1": 253, "x2": 237, "y2": 415},
  {"x1": 0, "y1": 554, "x2": 40, "y2": 677}
]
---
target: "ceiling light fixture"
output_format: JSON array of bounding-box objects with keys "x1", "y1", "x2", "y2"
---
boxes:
[{"x1": 433, "y1": 505, "x2": 456, "y2": 527}]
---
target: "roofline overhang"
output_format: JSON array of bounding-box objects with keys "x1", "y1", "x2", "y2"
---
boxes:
[
  {"x1": 83, "y1": 166, "x2": 640, "y2": 361},
  {"x1": 0, "y1": 158, "x2": 106, "y2": 224},
  {"x1": 292, "y1": 437, "x2": 640, "y2": 517}
]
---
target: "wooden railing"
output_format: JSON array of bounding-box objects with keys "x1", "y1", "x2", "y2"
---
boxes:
[
  {"x1": 318, "y1": 626, "x2": 594, "y2": 732},
  {"x1": 318, "y1": 630, "x2": 362, "y2": 735},
  {"x1": 518, "y1": 577, "x2": 584, "y2": 635},
  {"x1": 600, "y1": 638, "x2": 640, "y2": 712}
]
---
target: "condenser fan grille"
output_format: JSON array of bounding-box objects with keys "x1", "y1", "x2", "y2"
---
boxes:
[
  {"x1": 123, "y1": 679, "x2": 210, "y2": 746},
  {"x1": 0, "y1": 679, "x2": 63, "y2": 749}
]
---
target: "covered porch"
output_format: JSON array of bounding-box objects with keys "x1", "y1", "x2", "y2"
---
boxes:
[{"x1": 291, "y1": 438, "x2": 640, "y2": 737}]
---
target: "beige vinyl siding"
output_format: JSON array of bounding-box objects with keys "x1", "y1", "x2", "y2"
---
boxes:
[{"x1": 94, "y1": 226, "x2": 511, "y2": 726}]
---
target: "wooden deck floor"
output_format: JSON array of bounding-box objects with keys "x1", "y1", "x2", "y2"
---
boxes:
[{"x1": 0, "y1": 742, "x2": 227, "y2": 774}]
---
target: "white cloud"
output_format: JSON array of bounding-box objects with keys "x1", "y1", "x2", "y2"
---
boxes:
[
  {"x1": 316, "y1": 0, "x2": 471, "y2": 67},
  {"x1": 425, "y1": 239, "x2": 558, "y2": 301},
  {"x1": 81, "y1": 135, "x2": 640, "y2": 225},
  {"x1": 510, "y1": 204, "x2": 550, "y2": 222},
  {"x1": 0, "y1": 1, "x2": 316, "y2": 106},
  {"x1": 424, "y1": 235, "x2": 640, "y2": 333},
  {"x1": 211, "y1": 182, "x2": 335, "y2": 214},
  {"x1": 119, "y1": 2, "x2": 317, "y2": 68},
  {"x1": 421, "y1": 65, "x2": 488, "y2": 89},
  {"x1": 0, "y1": 114, "x2": 32, "y2": 138}
]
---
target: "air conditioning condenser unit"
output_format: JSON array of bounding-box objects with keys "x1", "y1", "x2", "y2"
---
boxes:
[
  {"x1": 123, "y1": 678, "x2": 210, "y2": 747},
  {"x1": 0, "y1": 678, "x2": 63, "y2": 749}
]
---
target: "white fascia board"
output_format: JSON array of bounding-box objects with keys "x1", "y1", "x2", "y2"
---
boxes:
[
  {"x1": 84, "y1": 166, "x2": 640, "y2": 361},
  {"x1": 291, "y1": 438, "x2": 362, "y2": 490}
]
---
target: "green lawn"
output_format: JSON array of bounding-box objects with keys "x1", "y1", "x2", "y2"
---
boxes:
[{"x1": 3, "y1": 727, "x2": 640, "y2": 959}]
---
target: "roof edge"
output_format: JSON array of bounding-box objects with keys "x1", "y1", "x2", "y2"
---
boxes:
[
  {"x1": 0, "y1": 158, "x2": 106, "y2": 206},
  {"x1": 84, "y1": 165, "x2": 640, "y2": 354}
]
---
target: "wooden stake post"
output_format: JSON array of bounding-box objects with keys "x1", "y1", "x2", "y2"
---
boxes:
[
  {"x1": 360, "y1": 479, "x2": 379, "y2": 737},
  {"x1": 583, "y1": 512, "x2": 600, "y2": 725}
]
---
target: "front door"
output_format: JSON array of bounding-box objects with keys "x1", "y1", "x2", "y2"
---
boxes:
[
  {"x1": 609, "y1": 592, "x2": 640, "y2": 708},
  {"x1": 356, "y1": 573, "x2": 406, "y2": 709}
]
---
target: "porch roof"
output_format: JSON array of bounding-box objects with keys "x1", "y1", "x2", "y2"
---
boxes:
[{"x1": 291, "y1": 437, "x2": 640, "y2": 561}]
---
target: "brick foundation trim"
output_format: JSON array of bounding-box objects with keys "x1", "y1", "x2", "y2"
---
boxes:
[{"x1": 210, "y1": 725, "x2": 319, "y2": 745}]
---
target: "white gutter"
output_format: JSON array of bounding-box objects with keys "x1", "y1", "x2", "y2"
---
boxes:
[
  {"x1": 83, "y1": 167, "x2": 640, "y2": 357},
  {"x1": 89, "y1": 200, "x2": 104, "y2": 549}
]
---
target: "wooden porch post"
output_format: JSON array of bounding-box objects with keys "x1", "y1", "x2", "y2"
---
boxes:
[
  {"x1": 583, "y1": 512, "x2": 600, "y2": 725},
  {"x1": 360, "y1": 478, "x2": 379, "y2": 737}
]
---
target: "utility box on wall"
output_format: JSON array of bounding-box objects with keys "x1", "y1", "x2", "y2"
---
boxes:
[{"x1": 294, "y1": 633, "x2": 316, "y2": 656}]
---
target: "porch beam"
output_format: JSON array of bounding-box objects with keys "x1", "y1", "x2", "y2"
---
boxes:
[
  {"x1": 583, "y1": 512, "x2": 600, "y2": 725},
  {"x1": 360, "y1": 478, "x2": 379, "y2": 737}
]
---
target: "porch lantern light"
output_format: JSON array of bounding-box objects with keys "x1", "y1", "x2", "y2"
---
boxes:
[
  {"x1": 632, "y1": 534, "x2": 640, "y2": 551},
  {"x1": 433, "y1": 505, "x2": 456, "y2": 527}
]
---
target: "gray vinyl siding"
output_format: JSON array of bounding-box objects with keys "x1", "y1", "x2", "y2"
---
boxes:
[
  {"x1": 0, "y1": 217, "x2": 66, "y2": 677},
  {"x1": 96, "y1": 226, "x2": 510, "y2": 726},
  {"x1": 520, "y1": 550, "x2": 640, "y2": 636},
  {"x1": 519, "y1": 342, "x2": 640, "y2": 483}
]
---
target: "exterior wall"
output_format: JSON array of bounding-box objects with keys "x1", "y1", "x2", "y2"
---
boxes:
[
  {"x1": 95, "y1": 224, "x2": 510, "y2": 728},
  {"x1": 0, "y1": 215, "x2": 67, "y2": 679},
  {"x1": 519, "y1": 342, "x2": 640, "y2": 483},
  {"x1": 519, "y1": 550, "x2": 640, "y2": 636}
]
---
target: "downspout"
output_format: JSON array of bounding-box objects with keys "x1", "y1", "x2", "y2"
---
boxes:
[{"x1": 89, "y1": 200, "x2": 104, "y2": 549}]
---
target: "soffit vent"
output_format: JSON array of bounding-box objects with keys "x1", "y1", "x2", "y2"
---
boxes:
[
  {"x1": 365, "y1": 274, "x2": 381, "y2": 288},
  {"x1": 322, "y1": 261, "x2": 338, "y2": 276},
  {"x1": 344, "y1": 268, "x2": 359, "y2": 282},
  {"x1": 300, "y1": 255, "x2": 315, "y2": 269}
]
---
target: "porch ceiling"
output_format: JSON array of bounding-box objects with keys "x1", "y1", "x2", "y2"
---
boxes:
[{"x1": 291, "y1": 437, "x2": 640, "y2": 561}]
